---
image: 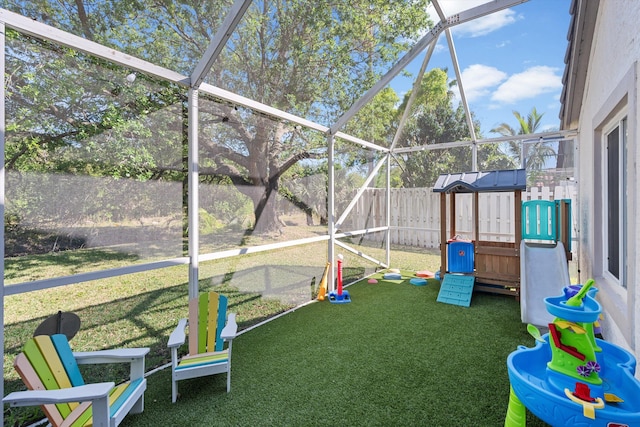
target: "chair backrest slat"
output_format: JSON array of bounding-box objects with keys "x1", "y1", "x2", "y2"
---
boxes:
[
  {"x1": 205, "y1": 292, "x2": 219, "y2": 353},
  {"x1": 51, "y1": 334, "x2": 85, "y2": 387},
  {"x1": 23, "y1": 338, "x2": 59, "y2": 391},
  {"x1": 197, "y1": 293, "x2": 209, "y2": 354},
  {"x1": 188, "y1": 298, "x2": 199, "y2": 355},
  {"x1": 189, "y1": 291, "x2": 228, "y2": 355},
  {"x1": 14, "y1": 353, "x2": 65, "y2": 427},
  {"x1": 215, "y1": 296, "x2": 228, "y2": 351}
]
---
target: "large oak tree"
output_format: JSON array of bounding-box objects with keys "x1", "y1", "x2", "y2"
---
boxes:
[{"x1": 5, "y1": 0, "x2": 432, "y2": 233}]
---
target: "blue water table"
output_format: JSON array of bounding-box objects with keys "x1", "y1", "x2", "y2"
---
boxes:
[{"x1": 505, "y1": 279, "x2": 640, "y2": 426}]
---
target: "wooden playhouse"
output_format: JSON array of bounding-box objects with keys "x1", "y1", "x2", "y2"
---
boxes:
[{"x1": 433, "y1": 169, "x2": 526, "y2": 298}]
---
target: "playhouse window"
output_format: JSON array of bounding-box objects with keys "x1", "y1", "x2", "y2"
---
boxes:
[{"x1": 603, "y1": 115, "x2": 627, "y2": 288}]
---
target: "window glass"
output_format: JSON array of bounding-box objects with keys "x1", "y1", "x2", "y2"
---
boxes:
[{"x1": 604, "y1": 117, "x2": 626, "y2": 287}]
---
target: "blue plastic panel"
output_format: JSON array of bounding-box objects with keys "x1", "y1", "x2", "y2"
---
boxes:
[
  {"x1": 437, "y1": 275, "x2": 475, "y2": 307},
  {"x1": 522, "y1": 200, "x2": 556, "y2": 241},
  {"x1": 447, "y1": 241, "x2": 474, "y2": 273}
]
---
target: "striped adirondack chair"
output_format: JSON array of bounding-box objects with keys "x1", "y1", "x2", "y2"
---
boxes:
[
  {"x1": 168, "y1": 291, "x2": 238, "y2": 403},
  {"x1": 3, "y1": 334, "x2": 149, "y2": 427}
]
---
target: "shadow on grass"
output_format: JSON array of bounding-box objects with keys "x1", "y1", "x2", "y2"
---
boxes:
[
  {"x1": 4, "y1": 249, "x2": 140, "y2": 283},
  {"x1": 4, "y1": 263, "x2": 368, "y2": 426}
]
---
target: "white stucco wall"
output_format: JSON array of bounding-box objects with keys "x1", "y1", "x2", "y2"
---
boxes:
[{"x1": 576, "y1": 0, "x2": 640, "y2": 363}]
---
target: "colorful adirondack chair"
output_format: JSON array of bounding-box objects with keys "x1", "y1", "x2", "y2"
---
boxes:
[
  {"x1": 3, "y1": 334, "x2": 149, "y2": 427},
  {"x1": 168, "y1": 291, "x2": 238, "y2": 403}
]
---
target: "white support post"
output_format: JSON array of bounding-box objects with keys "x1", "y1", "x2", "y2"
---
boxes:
[
  {"x1": 385, "y1": 152, "x2": 391, "y2": 267},
  {"x1": 444, "y1": 28, "x2": 477, "y2": 151},
  {"x1": 188, "y1": 88, "x2": 199, "y2": 300},
  {"x1": 327, "y1": 134, "x2": 336, "y2": 292},
  {"x1": 0, "y1": 20, "x2": 6, "y2": 427},
  {"x1": 472, "y1": 141, "x2": 478, "y2": 172}
]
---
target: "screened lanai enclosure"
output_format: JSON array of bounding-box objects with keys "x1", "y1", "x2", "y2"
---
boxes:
[{"x1": 1, "y1": 1, "x2": 577, "y2": 424}]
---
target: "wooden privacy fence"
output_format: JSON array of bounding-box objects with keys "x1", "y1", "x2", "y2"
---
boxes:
[{"x1": 350, "y1": 185, "x2": 577, "y2": 249}]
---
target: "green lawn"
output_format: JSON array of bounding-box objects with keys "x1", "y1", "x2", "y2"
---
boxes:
[
  {"x1": 119, "y1": 272, "x2": 549, "y2": 426},
  {"x1": 3, "y1": 244, "x2": 550, "y2": 426}
]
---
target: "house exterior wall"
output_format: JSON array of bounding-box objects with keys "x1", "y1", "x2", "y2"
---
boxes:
[{"x1": 576, "y1": 0, "x2": 640, "y2": 364}]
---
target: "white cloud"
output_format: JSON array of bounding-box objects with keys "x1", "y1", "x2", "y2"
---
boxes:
[
  {"x1": 433, "y1": 40, "x2": 447, "y2": 54},
  {"x1": 459, "y1": 64, "x2": 507, "y2": 102},
  {"x1": 453, "y1": 9, "x2": 521, "y2": 37},
  {"x1": 491, "y1": 66, "x2": 563, "y2": 104}
]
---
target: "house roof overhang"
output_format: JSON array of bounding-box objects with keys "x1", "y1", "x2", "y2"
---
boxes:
[{"x1": 559, "y1": 0, "x2": 600, "y2": 131}]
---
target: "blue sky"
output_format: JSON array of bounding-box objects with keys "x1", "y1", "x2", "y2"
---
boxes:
[{"x1": 393, "y1": 0, "x2": 572, "y2": 138}]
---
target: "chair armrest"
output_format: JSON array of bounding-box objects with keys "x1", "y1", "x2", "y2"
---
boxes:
[
  {"x1": 74, "y1": 347, "x2": 149, "y2": 381},
  {"x1": 168, "y1": 318, "x2": 188, "y2": 348},
  {"x1": 3, "y1": 382, "x2": 114, "y2": 407},
  {"x1": 221, "y1": 313, "x2": 238, "y2": 340},
  {"x1": 73, "y1": 347, "x2": 150, "y2": 365}
]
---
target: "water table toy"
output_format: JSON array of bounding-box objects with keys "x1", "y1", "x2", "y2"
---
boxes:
[{"x1": 505, "y1": 279, "x2": 640, "y2": 426}]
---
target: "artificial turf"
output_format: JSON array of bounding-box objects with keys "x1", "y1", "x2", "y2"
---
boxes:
[{"x1": 119, "y1": 271, "x2": 550, "y2": 426}]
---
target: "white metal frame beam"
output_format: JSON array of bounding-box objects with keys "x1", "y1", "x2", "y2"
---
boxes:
[
  {"x1": 190, "y1": 0, "x2": 252, "y2": 88},
  {"x1": 389, "y1": 37, "x2": 438, "y2": 151},
  {"x1": 329, "y1": 0, "x2": 529, "y2": 136},
  {"x1": 199, "y1": 83, "x2": 390, "y2": 152},
  {"x1": 392, "y1": 130, "x2": 577, "y2": 154},
  {"x1": 335, "y1": 155, "x2": 387, "y2": 229},
  {"x1": 335, "y1": 239, "x2": 386, "y2": 268},
  {"x1": 4, "y1": 259, "x2": 190, "y2": 296},
  {"x1": 329, "y1": 24, "x2": 443, "y2": 135},
  {"x1": 444, "y1": 28, "x2": 478, "y2": 169},
  {"x1": 0, "y1": 9, "x2": 188, "y2": 85},
  {"x1": 431, "y1": 0, "x2": 480, "y2": 170}
]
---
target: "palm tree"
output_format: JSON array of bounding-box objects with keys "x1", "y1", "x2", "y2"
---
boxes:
[{"x1": 491, "y1": 107, "x2": 556, "y2": 170}]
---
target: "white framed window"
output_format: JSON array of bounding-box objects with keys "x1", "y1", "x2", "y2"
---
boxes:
[
  {"x1": 602, "y1": 114, "x2": 627, "y2": 288},
  {"x1": 590, "y1": 63, "x2": 636, "y2": 345}
]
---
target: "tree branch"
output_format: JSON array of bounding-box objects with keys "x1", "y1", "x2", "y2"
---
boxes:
[
  {"x1": 272, "y1": 151, "x2": 324, "y2": 181},
  {"x1": 74, "y1": 0, "x2": 93, "y2": 40}
]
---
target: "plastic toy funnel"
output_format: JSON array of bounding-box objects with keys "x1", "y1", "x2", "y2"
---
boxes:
[
  {"x1": 527, "y1": 324, "x2": 545, "y2": 343},
  {"x1": 566, "y1": 278, "x2": 594, "y2": 307}
]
